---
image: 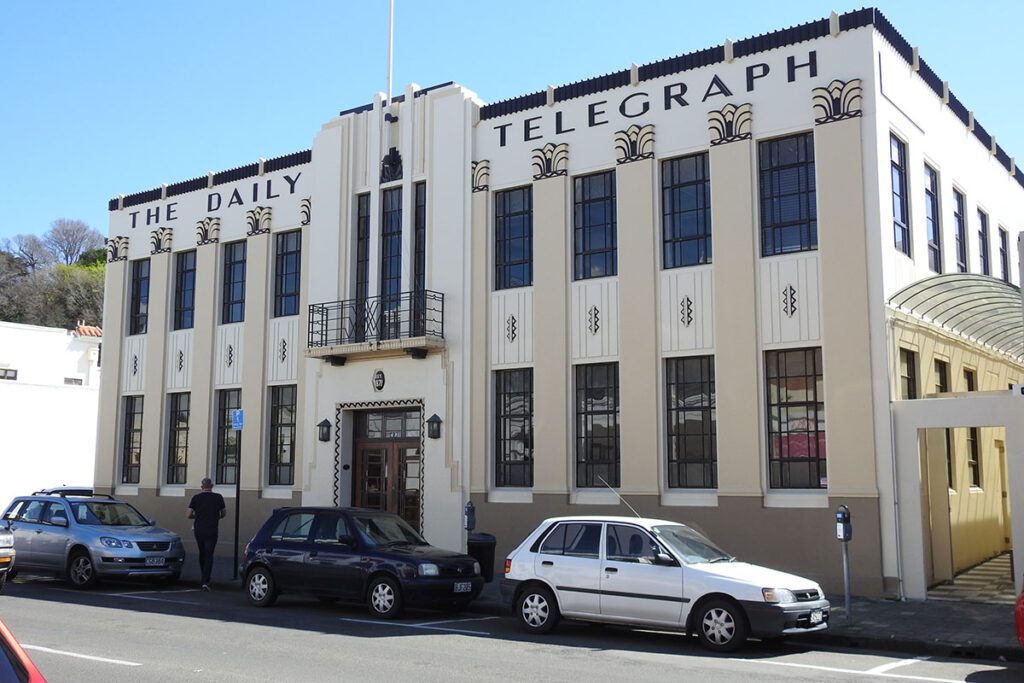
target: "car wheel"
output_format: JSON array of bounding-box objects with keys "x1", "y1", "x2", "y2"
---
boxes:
[
  {"x1": 695, "y1": 599, "x2": 749, "y2": 652},
  {"x1": 67, "y1": 550, "x2": 98, "y2": 589},
  {"x1": 517, "y1": 585, "x2": 560, "y2": 634},
  {"x1": 367, "y1": 576, "x2": 403, "y2": 619},
  {"x1": 246, "y1": 567, "x2": 278, "y2": 607}
]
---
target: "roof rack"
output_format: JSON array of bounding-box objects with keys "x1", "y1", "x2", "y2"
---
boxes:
[{"x1": 32, "y1": 489, "x2": 114, "y2": 499}]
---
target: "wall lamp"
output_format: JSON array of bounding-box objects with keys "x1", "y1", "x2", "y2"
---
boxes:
[
  {"x1": 317, "y1": 419, "x2": 332, "y2": 442},
  {"x1": 426, "y1": 414, "x2": 442, "y2": 439}
]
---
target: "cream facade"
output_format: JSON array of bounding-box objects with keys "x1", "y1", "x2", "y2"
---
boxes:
[{"x1": 96, "y1": 8, "x2": 1024, "y2": 596}]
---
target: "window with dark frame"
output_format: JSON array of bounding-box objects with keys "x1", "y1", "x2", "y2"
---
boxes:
[
  {"x1": 924, "y1": 165, "x2": 941, "y2": 273},
  {"x1": 494, "y1": 186, "x2": 533, "y2": 289},
  {"x1": 665, "y1": 355, "x2": 717, "y2": 488},
  {"x1": 0, "y1": 369, "x2": 16, "y2": 381},
  {"x1": 221, "y1": 241, "x2": 247, "y2": 324},
  {"x1": 765, "y1": 347, "x2": 826, "y2": 489},
  {"x1": 964, "y1": 367, "x2": 981, "y2": 487},
  {"x1": 495, "y1": 368, "x2": 533, "y2": 488},
  {"x1": 978, "y1": 210, "x2": 990, "y2": 275},
  {"x1": 999, "y1": 227, "x2": 1009, "y2": 282},
  {"x1": 354, "y1": 194, "x2": 370, "y2": 341},
  {"x1": 273, "y1": 231, "x2": 301, "y2": 317},
  {"x1": 575, "y1": 363, "x2": 620, "y2": 487},
  {"x1": 899, "y1": 349, "x2": 918, "y2": 400},
  {"x1": 662, "y1": 153, "x2": 712, "y2": 268},
  {"x1": 935, "y1": 359, "x2": 954, "y2": 489},
  {"x1": 121, "y1": 395, "x2": 143, "y2": 484},
  {"x1": 215, "y1": 388, "x2": 241, "y2": 485},
  {"x1": 380, "y1": 187, "x2": 403, "y2": 339},
  {"x1": 573, "y1": 171, "x2": 617, "y2": 280},
  {"x1": 758, "y1": 133, "x2": 817, "y2": 256},
  {"x1": 269, "y1": 385, "x2": 296, "y2": 486},
  {"x1": 166, "y1": 392, "x2": 190, "y2": 485},
  {"x1": 953, "y1": 190, "x2": 967, "y2": 272},
  {"x1": 173, "y1": 250, "x2": 196, "y2": 330},
  {"x1": 890, "y1": 134, "x2": 910, "y2": 256},
  {"x1": 412, "y1": 182, "x2": 427, "y2": 336},
  {"x1": 128, "y1": 258, "x2": 150, "y2": 335}
]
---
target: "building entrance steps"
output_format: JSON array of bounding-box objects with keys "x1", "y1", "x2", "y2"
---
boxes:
[{"x1": 928, "y1": 552, "x2": 1017, "y2": 605}]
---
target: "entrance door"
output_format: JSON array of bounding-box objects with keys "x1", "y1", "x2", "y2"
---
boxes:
[{"x1": 353, "y1": 409, "x2": 422, "y2": 532}]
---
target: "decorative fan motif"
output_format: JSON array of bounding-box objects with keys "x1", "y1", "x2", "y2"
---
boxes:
[
  {"x1": 812, "y1": 79, "x2": 863, "y2": 124},
  {"x1": 246, "y1": 207, "x2": 272, "y2": 236},
  {"x1": 531, "y1": 143, "x2": 569, "y2": 180},
  {"x1": 680, "y1": 296, "x2": 694, "y2": 327},
  {"x1": 587, "y1": 305, "x2": 601, "y2": 335},
  {"x1": 380, "y1": 147, "x2": 403, "y2": 183},
  {"x1": 300, "y1": 197, "x2": 311, "y2": 226},
  {"x1": 505, "y1": 314, "x2": 518, "y2": 343},
  {"x1": 613, "y1": 124, "x2": 655, "y2": 164},
  {"x1": 471, "y1": 160, "x2": 490, "y2": 193},
  {"x1": 707, "y1": 103, "x2": 753, "y2": 146},
  {"x1": 783, "y1": 285, "x2": 798, "y2": 318},
  {"x1": 104, "y1": 235, "x2": 129, "y2": 262},
  {"x1": 149, "y1": 227, "x2": 172, "y2": 255},
  {"x1": 196, "y1": 217, "x2": 220, "y2": 245}
]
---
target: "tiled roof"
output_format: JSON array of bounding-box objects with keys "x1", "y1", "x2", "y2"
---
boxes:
[{"x1": 74, "y1": 323, "x2": 102, "y2": 338}]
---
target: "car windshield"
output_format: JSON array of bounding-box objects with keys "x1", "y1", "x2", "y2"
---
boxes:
[
  {"x1": 352, "y1": 513, "x2": 427, "y2": 546},
  {"x1": 69, "y1": 501, "x2": 148, "y2": 526},
  {"x1": 650, "y1": 524, "x2": 733, "y2": 564}
]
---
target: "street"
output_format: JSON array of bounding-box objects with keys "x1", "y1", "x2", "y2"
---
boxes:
[{"x1": 0, "y1": 576, "x2": 1021, "y2": 682}]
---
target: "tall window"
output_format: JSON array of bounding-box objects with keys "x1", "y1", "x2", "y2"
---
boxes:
[
  {"x1": 216, "y1": 389, "x2": 241, "y2": 485},
  {"x1": 759, "y1": 133, "x2": 817, "y2": 256},
  {"x1": 575, "y1": 363, "x2": 620, "y2": 487},
  {"x1": 953, "y1": 189, "x2": 967, "y2": 272},
  {"x1": 380, "y1": 187, "x2": 403, "y2": 339},
  {"x1": 964, "y1": 368, "x2": 981, "y2": 488},
  {"x1": 494, "y1": 186, "x2": 533, "y2": 289},
  {"x1": 662, "y1": 153, "x2": 711, "y2": 268},
  {"x1": 978, "y1": 210, "x2": 990, "y2": 275},
  {"x1": 166, "y1": 392, "x2": 190, "y2": 485},
  {"x1": 999, "y1": 227, "x2": 1009, "y2": 282},
  {"x1": 935, "y1": 359, "x2": 953, "y2": 489},
  {"x1": 129, "y1": 259, "x2": 150, "y2": 335},
  {"x1": 924, "y1": 165, "x2": 941, "y2": 273},
  {"x1": 765, "y1": 347, "x2": 826, "y2": 489},
  {"x1": 573, "y1": 171, "x2": 617, "y2": 280},
  {"x1": 173, "y1": 250, "x2": 196, "y2": 330},
  {"x1": 412, "y1": 183, "x2": 427, "y2": 336},
  {"x1": 899, "y1": 349, "x2": 917, "y2": 399},
  {"x1": 890, "y1": 134, "x2": 910, "y2": 256},
  {"x1": 121, "y1": 396, "x2": 143, "y2": 484},
  {"x1": 665, "y1": 356, "x2": 716, "y2": 488},
  {"x1": 222, "y1": 241, "x2": 247, "y2": 324},
  {"x1": 269, "y1": 385, "x2": 296, "y2": 486},
  {"x1": 354, "y1": 194, "x2": 370, "y2": 342},
  {"x1": 273, "y1": 231, "x2": 301, "y2": 317},
  {"x1": 495, "y1": 369, "x2": 533, "y2": 487}
]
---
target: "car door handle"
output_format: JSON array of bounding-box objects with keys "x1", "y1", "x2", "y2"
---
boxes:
[
  {"x1": 34, "y1": 530, "x2": 43, "y2": 534},
  {"x1": 541, "y1": 560, "x2": 553, "y2": 566},
  {"x1": 604, "y1": 567, "x2": 618, "y2": 573},
  {"x1": 308, "y1": 551, "x2": 318, "y2": 558}
]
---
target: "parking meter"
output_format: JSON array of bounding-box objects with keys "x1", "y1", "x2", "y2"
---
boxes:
[
  {"x1": 835, "y1": 505, "x2": 852, "y2": 542},
  {"x1": 464, "y1": 501, "x2": 476, "y2": 532}
]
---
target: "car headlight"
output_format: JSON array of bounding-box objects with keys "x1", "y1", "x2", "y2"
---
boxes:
[
  {"x1": 0, "y1": 531, "x2": 12, "y2": 548},
  {"x1": 473, "y1": 561, "x2": 481, "y2": 576},
  {"x1": 99, "y1": 537, "x2": 134, "y2": 549},
  {"x1": 418, "y1": 563, "x2": 440, "y2": 577},
  {"x1": 762, "y1": 588, "x2": 797, "y2": 604}
]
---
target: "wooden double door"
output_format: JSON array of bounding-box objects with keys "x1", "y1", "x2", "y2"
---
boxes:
[{"x1": 352, "y1": 409, "x2": 422, "y2": 532}]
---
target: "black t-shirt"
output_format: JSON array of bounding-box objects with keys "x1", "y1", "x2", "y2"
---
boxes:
[{"x1": 189, "y1": 491, "x2": 225, "y2": 536}]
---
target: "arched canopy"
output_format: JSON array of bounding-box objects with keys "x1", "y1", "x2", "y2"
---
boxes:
[{"x1": 887, "y1": 274, "x2": 1024, "y2": 362}]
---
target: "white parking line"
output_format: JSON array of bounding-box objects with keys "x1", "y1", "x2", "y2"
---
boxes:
[
  {"x1": 729, "y1": 657, "x2": 961, "y2": 683},
  {"x1": 415, "y1": 616, "x2": 499, "y2": 627},
  {"x1": 106, "y1": 593, "x2": 200, "y2": 606},
  {"x1": 867, "y1": 657, "x2": 932, "y2": 674},
  {"x1": 22, "y1": 645, "x2": 142, "y2": 667},
  {"x1": 338, "y1": 617, "x2": 491, "y2": 636}
]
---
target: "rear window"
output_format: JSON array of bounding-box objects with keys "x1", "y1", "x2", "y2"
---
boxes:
[
  {"x1": 270, "y1": 512, "x2": 314, "y2": 542},
  {"x1": 538, "y1": 523, "x2": 601, "y2": 559}
]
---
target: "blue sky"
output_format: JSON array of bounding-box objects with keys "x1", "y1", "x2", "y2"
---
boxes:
[{"x1": 1, "y1": 1, "x2": 1021, "y2": 240}]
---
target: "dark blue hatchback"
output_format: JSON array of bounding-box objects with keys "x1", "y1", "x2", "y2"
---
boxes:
[{"x1": 241, "y1": 507, "x2": 483, "y2": 617}]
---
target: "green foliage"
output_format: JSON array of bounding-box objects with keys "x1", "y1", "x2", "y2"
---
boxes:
[
  {"x1": 77, "y1": 247, "x2": 106, "y2": 267},
  {"x1": 0, "y1": 238, "x2": 105, "y2": 329}
]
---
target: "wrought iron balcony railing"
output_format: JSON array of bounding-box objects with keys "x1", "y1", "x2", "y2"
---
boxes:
[{"x1": 308, "y1": 290, "x2": 444, "y2": 348}]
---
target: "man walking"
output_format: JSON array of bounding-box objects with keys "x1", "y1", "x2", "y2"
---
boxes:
[{"x1": 187, "y1": 477, "x2": 225, "y2": 591}]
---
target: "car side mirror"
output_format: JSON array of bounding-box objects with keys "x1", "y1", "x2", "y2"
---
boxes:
[
  {"x1": 53, "y1": 517, "x2": 69, "y2": 528},
  {"x1": 338, "y1": 534, "x2": 356, "y2": 548},
  {"x1": 655, "y1": 553, "x2": 677, "y2": 566}
]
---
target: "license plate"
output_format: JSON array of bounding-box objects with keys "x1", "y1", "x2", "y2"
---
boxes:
[
  {"x1": 809, "y1": 610, "x2": 823, "y2": 624},
  {"x1": 453, "y1": 581, "x2": 472, "y2": 593},
  {"x1": 145, "y1": 556, "x2": 165, "y2": 567}
]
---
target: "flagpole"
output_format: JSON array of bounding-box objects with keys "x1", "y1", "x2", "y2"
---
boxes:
[{"x1": 386, "y1": 0, "x2": 394, "y2": 106}]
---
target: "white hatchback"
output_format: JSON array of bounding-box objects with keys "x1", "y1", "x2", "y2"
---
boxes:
[{"x1": 501, "y1": 515, "x2": 829, "y2": 652}]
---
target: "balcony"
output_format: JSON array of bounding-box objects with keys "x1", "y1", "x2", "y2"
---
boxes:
[{"x1": 307, "y1": 290, "x2": 444, "y2": 363}]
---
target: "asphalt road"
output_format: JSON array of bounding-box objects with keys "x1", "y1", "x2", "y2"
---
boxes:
[{"x1": 1, "y1": 575, "x2": 1022, "y2": 683}]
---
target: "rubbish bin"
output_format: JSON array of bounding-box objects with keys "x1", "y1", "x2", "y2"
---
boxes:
[{"x1": 467, "y1": 532, "x2": 497, "y2": 583}]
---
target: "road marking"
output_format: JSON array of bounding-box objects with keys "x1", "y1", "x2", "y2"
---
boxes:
[
  {"x1": 867, "y1": 657, "x2": 932, "y2": 674},
  {"x1": 730, "y1": 657, "x2": 960, "y2": 683},
  {"x1": 106, "y1": 593, "x2": 200, "y2": 606},
  {"x1": 22, "y1": 645, "x2": 142, "y2": 667},
  {"x1": 416, "y1": 616, "x2": 499, "y2": 627},
  {"x1": 339, "y1": 617, "x2": 491, "y2": 636}
]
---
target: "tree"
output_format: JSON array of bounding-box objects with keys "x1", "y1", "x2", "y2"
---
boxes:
[
  {"x1": 77, "y1": 247, "x2": 106, "y2": 267},
  {"x1": 2, "y1": 234, "x2": 54, "y2": 272},
  {"x1": 43, "y1": 219, "x2": 103, "y2": 266}
]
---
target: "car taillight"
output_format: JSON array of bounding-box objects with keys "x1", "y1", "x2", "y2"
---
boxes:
[{"x1": 504, "y1": 558, "x2": 512, "y2": 574}]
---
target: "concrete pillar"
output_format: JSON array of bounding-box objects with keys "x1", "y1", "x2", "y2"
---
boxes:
[
  {"x1": 240, "y1": 231, "x2": 271, "y2": 491},
  {"x1": 186, "y1": 240, "x2": 219, "y2": 485},
  {"x1": 95, "y1": 258, "x2": 128, "y2": 490},
  {"x1": 139, "y1": 252, "x2": 171, "y2": 489}
]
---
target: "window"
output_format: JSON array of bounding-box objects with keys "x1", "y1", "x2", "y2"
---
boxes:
[
  {"x1": 222, "y1": 241, "x2": 246, "y2": 324},
  {"x1": 495, "y1": 368, "x2": 533, "y2": 487},
  {"x1": 890, "y1": 135, "x2": 910, "y2": 256},
  {"x1": 380, "y1": 187, "x2": 403, "y2": 339},
  {"x1": 999, "y1": 227, "x2": 1009, "y2": 282},
  {"x1": 269, "y1": 385, "x2": 296, "y2": 486},
  {"x1": 354, "y1": 193, "x2": 371, "y2": 342},
  {"x1": 662, "y1": 153, "x2": 711, "y2": 268},
  {"x1": 538, "y1": 522, "x2": 602, "y2": 558},
  {"x1": 924, "y1": 165, "x2": 941, "y2": 272},
  {"x1": 166, "y1": 392, "x2": 190, "y2": 485},
  {"x1": 978, "y1": 210, "x2": 990, "y2": 275},
  {"x1": 313, "y1": 513, "x2": 352, "y2": 544},
  {"x1": 64, "y1": 377, "x2": 83, "y2": 386},
  {"x1": 215, "y1": 389, "x2": 241, "y2": 485},
  {"x1": 759, "y1": 133, "x2": 817, "y2": 256},
  {"x1": 899, "y1": 349, "x2": 917, "y2": 400},
  {"x1": 665, "y1": 356, "x2": 716, "y2": 488},
  {"x1": 121, "y1": 395, "x2": 143, "y2": 484},
  {"x1": 966, "y1": 426, "x2": 981, "y2": 488},
  {"x1": 412, "y1": 182, "x2": 427, "y2": 336},
  {"x1": 575, "y1": 363, "x2": 620, "y2": 487},
  {"x1": 573, "y1": 171, "x2": 617, "y2": 280},
  {"x1": 273, "y1": 231, "x2": 301, "y2": 317},
  {"x1": 765, "y1": 347, "x2": 826, "y2": 489},
  {"x1": 494, "y1": 186, "x2": 533, "y2": 289},
  {"x1": 173, "y1": 250, "x2": 196, "y2": 330},
  {"x1": 128, "y1": 258, "x2": 150, "y2": 335},
  {"x1": 953, "y1": 190, "x2": 967, "y2": 272},
  {"x1": 606, "y1": 524, "x2": 660, "y2": 563},
  {"x1": 964, "y1": 368, "x2": 976, "y2": 392},
  {"x1": 270, "y1": 512, "x2": 314, "y2": 542},
  {"x1": 0, "y1": 369, "x2": 17, "y2": 380},
  {"x1": 935, "y1": 360, "x2": 953, "y2": 489}
]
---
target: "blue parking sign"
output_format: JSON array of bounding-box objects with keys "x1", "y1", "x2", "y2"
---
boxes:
[{"x1": 231, "y1": 409, "x2": 244, "y2": 431}]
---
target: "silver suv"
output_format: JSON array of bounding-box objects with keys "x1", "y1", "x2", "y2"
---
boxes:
[{"x1": 2, "y1": 493, "x2": 185, "y2": 589}]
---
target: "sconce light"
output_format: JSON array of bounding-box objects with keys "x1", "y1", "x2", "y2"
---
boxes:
[
  {"x1": 426, "y1": 414, "x2": 442, "y2": 439},
  {"x1": 317, "y1": 419, "x2": 332, "y2": 442}
]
